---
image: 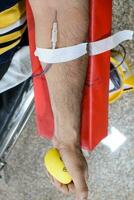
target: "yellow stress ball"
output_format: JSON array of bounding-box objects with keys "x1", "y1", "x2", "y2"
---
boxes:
[{"x1": 44, "y1": 148, "x2": 72, "y2": 184}]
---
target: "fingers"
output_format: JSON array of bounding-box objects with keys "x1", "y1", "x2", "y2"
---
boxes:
[
  {"x1": 68, "y1": 182, "x2": 75, "y2": 193},
  {"x1": 53, "y1": 178, "x2": 69, "y2": 194},
  {"x1": 46, "y1": 170, "x2": 75, "y2": 194},
  {"x1": 53, "y1": 178, "x2": 76, "y2": 195}
]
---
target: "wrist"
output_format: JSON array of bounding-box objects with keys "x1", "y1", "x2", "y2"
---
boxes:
[{"x1": 52, "y1": 128, "x2": 80, "y2": 151}]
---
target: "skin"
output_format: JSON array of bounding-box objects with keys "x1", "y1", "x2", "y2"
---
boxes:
[{"x1": 29, "y1": 0, "x2": 89, "y2": 199}]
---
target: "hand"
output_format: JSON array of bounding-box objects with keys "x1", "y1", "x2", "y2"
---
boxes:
[{"x1": 47, "y1": 138, "x2": 89, "y2": 200}]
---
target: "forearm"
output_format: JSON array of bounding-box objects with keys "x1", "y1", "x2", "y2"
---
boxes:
[{"x1": 29, "y1": 0, "x2": 89, "y2": 146}]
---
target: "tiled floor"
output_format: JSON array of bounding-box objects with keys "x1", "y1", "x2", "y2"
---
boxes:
[{"x1": 0, "y1": 0, "x2": 134, "y2": 199}]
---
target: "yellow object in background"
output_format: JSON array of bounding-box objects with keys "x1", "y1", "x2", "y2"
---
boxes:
[
  {"x1": 44, "y1": 148, "x2": 72, "y2": 184},
  {"x1": 109, "y1": 51, "x2": 134, "y2": 104}
]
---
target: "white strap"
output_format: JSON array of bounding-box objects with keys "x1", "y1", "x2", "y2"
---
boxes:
[
  {"x1": 89, "y1": 30, "x2": 133, "y2": 55},
  {"x1": 35, "y1": 43, "x2": 87, "y2": 64},
  {"x1": 35, "y1": 30, "x2": 133, "y2": 64}
]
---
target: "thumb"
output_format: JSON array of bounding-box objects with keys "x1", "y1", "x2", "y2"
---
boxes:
[
  {"x1": 58, "y1": 145, "x2": 88, "y2": 199},
  {"x1": 73, "y1": 171, "x2": 88, "y2": 200}
]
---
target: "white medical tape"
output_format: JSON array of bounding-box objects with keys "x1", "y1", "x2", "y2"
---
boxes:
[
  {"x1": 89, "y1": 30, "x2": 133, "y2": 55},
  {"x1": 35, "y1": 30, "x2": 133, "y2": 64},
  {"x1": 35, "y1": 43, "x2": 87, "y2": 64},
  {"x1": 0, "y1": 15, "x2": 26, "y2": 35}
]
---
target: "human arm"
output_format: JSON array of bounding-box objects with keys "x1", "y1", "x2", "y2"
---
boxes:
[{"x1": 29, "y1": 0, "x2": 89, "y2": 199}]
